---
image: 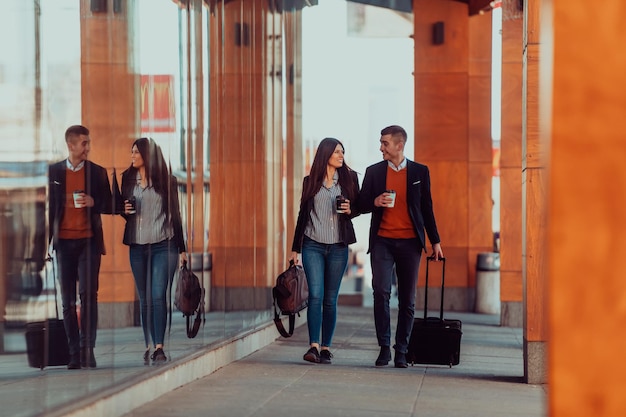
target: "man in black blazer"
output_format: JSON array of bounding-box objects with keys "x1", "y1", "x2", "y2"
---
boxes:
[
  {"x1": 358, "y1": 125, "x2": 443, "y2": 368},
  {"x1": 48, "y1": 125, "x2": 113, "y2": 369}
]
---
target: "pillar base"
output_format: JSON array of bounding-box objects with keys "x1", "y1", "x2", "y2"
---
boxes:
[
  {"x1": 524, "y1": 339, "x2": 547, "y2": 384},
  {"x1": 211, "y1": 287, "x2": 273, "y2": 311}
]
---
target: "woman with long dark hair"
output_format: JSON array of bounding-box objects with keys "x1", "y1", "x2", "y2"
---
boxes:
[
  {"x1": 289, "y1": 137, "x2": 360, "y2": 364},
  {"x1": 117, "y1": 137, "x2": 187, "y2": 365}
]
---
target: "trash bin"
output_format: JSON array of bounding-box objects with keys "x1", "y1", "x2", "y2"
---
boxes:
[{"x1": 475, "y1": 252, "x2": 500, "y2": 315}]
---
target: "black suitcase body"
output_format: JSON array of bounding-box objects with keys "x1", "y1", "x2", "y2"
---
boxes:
[
  {"x1": 24, "y1": 255, "x2": 70, "y2": 369},
  {"x1": 407, "y1": 257, "x2": 462, "y2": 367},
  {"x1": 25, "y1": 318, "x2": 70, "y2": 369}
]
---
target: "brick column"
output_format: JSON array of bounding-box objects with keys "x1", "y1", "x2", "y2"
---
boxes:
[
  {"x1": 284, "y1": 11, "x2": 304, "y2": 259},
  {"x1": 413, "y1": 0, "x2": 492, "y2": 310},
  {"x1": 79, "y1": 0, "x2": 138, "y2": 327},
  {"x1": 208, "y1": 1, "x2": 284, "y2": 310},
  {"x1": 547, "y1": 0, "x2": 626, "y2": 413},
  {"x1": 522, "y1": 0, "x2": 547, "y2": 383},
  {"x1": 500, "y1": 5, "x2": 524, "y2": 327}
]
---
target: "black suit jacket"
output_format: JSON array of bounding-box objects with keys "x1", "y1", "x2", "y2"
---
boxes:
[
  {"x1": 48, "y1": 159, "x2": 113, "y2": 255},
  {"x1": 357, "y1": 159, "x2": 440, "y2": 253}
]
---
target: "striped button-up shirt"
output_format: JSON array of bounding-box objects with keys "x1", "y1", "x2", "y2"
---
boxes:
[
  {"x1": 129, "y1": 174, "x2": 174, "y2": 245},
  {"x1": 304, "y1": 173, "x2": 343, "y2": 245}
]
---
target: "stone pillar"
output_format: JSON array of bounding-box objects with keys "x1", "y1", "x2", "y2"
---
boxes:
[{"x1": 546, "y1": 0, "x2": 626, "y2": 413}]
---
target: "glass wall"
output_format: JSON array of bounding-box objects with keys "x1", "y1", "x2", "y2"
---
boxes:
[
  {"x1": 1, "y1": 1, "x2": 81, "y2": 347},
  {"x1": 0, "y1": 1, "x2": 297, "y2": 414}
]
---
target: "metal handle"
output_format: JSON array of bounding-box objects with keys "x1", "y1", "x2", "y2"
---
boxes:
[{"x1": 424, "y1": 256, "x2": 446, "y2": 320}]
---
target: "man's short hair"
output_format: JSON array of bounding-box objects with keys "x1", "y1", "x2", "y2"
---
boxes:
[
  {"x1": 65, "y1": 125, "x2": 89, "y2": 143},
  {"x1": 380, "y1": 125, "x2": 407, "y2": 144}
]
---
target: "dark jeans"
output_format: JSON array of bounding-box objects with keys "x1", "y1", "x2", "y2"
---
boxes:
[
  {"x1": 370, "y1": 236, "x2": 422, "y2": 354},
  {"x1": 56, "y1": 238, "x2": 101, "y2": 355},
  {"x1": 129, "y1": 240, "x2": 179, "y2": 347}
]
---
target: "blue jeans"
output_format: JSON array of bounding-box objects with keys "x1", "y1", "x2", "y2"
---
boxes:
[
  {"x1": 370, "y1": 236, "x2": 422, "y2": 354},
  {"x1": 56, "y1": 238, "x2": 101, "y2": 355},
  {"x1": 301, "y1": 236, "x2": 348, "y2": 348},
  {"x1": 129, "y1": 239, "x2": 179, "y2": 347}
]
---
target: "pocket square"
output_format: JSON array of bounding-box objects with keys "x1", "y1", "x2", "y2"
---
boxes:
[
  {"x1": 53, "y1": 181, "x2": 61, "y2": 185},
  {"x1": 413, "y1": 181, "x2": 421, "y2": 185}
]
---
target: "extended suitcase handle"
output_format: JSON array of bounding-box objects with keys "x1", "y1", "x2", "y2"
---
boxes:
[{"x1": 424, "y1": 256, "x2": 446, "y2": 320}]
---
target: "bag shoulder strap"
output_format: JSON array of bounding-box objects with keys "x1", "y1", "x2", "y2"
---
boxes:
[
  {"x1": 186, "y1": 312, "x2": 203, "y2": 338},
  {"x1": 272, "y1": 293, "x2": 296, "y2": 338},
  {"x1": 185, "y1": 287, "x2": 205, "y2": 338},
  {"x1": 274, "y1": 312, "x2": 296, "y2": 338}
]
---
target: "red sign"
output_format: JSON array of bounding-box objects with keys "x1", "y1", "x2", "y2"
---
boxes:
[{"x1": 140, "y1": 75, "x2": 176, "y2": 133}]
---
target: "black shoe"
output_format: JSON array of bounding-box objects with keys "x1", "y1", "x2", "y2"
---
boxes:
[
  {"x1": 394, "y1": 351, "x2": 408, "y2": 368},
  {"x1": 319, "y1": 349, "x2": 333, "y2": 364},
  {"x1": 81, "y1": 348, "x2": 96, "y2": 369},
  {"x1": 151, "y1": 348, "x2": 167, "y2": 365},
  {"x1": 67, "y1": 353, "x2": 81, "y2": 370},
  {"x1": 303, "y1": 347, "x2": 320, "y2": 363},
  {"x1": 89, "y1": 350, "x2": 97, "y2": 368},
  {"x1": 375, "y1": 346, "x2": 391, "y2": 367},
  {"x1": 143, "y1": 349, "x2": 151, "y2": 366}
]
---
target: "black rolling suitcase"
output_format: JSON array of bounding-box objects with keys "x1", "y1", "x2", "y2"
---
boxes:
[
  {"x1": 407, "y1": 256, "x2": 462, "y2": 367},
  {"x1": 25, "y1": 318, "x2": 70, "y2": 369},
  {"x1": 25, "y1": 255, "x2": 70, "y2": 369}
]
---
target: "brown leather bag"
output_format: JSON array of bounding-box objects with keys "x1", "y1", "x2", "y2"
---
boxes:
[
  {"x1": 174, "y1": 261, "x2": 204, "y2": 338},
  {"x1": 272, "y1": 261, "x2": 308, "y2": 337}
]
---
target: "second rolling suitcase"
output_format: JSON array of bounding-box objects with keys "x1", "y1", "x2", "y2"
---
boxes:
[{"x1": 406, "y1": 257, "x2": 462, "y2": 367}]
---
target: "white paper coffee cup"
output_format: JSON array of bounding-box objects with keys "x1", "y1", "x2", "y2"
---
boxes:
[
  {"x1": 73, "y1": 190, "x2": 84, "y2": 208},
  {"x1": 386, "y1": 190, "x2": 396, "y2": 208}
]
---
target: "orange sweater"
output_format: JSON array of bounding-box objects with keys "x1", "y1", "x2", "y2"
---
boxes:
[
  {"x1": 378, "y1": 166, "x2": 417, "y2": 239},
  {"x1": 59, "y1": 168, "x2": 92, "y2": 239}
]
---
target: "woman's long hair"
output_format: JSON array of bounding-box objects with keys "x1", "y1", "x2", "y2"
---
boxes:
[
  {"x1": 301, "y1": 137, "x2": 357, "y2": 203},
  {"x1": 127, "y1": 137, "x2": 172, "y2": 218}
]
